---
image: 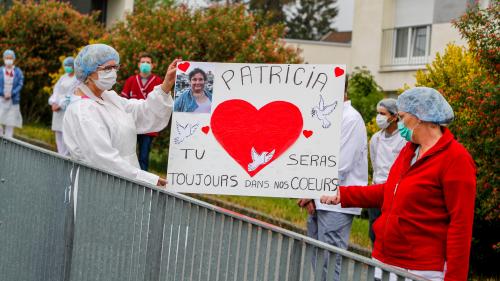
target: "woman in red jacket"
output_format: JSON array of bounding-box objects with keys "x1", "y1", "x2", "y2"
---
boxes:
[{"x1": 321, "y1": 87, "x2": 476, "y2": 281}]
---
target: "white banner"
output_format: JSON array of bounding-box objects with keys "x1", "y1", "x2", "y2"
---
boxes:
[{"x1": 167, "y1": 61, "x2": 346, "y2": 198}]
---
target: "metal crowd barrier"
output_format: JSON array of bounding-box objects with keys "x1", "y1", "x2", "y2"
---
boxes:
[{"x1": 0, "y1": 137, "x2": 428, "y2": 281}]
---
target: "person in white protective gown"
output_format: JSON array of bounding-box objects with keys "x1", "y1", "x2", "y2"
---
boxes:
[
  {"x1": 0, "y1": 49, "x2": 24, "y2": 137},
  {"x1": 63, "y1": 44, "x2": 181, "y2": 187},
  {"x1": 367, "y1": 98, "x2": 407, "y2": 244},
  {"x1": 49, "y1": 56, "x2": 78, "y2": 155}
]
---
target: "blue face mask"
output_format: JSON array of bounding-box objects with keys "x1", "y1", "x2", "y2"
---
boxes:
[
  {"x1": 64, "y1": 66, "x2": 73, "y2": 74},
  {"x1": 398, "y1": 121, "x2": 413, "y2": 142},
  {"x1": 139, "y1": 63, "x2": 152, "y2": 74}
]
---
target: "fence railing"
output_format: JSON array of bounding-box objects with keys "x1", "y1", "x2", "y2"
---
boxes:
[{"x1": 0, "y1": 137, "x2": 428, "y2": 281}]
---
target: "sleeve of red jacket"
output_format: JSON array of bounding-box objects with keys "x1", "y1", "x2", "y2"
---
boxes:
[
  {"x1": 442, "y1": 153, "x2": 476, "y2": 281},
  {"x1": 339, "y1": 183, "x2": 385, "y2": 209},
  {"x1": 155, "y1": 75, "x2": 164, "y2": 85},
  {"x1": 121, "y1": 76, "x2": 133, "y2": 98}
]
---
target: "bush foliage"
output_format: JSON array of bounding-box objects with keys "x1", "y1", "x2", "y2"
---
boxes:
[
  {"x1": 347, "y1": 66, "x2": 384, "y2": 123},
  {"x1": 103, "y1": 2, "x2": 302, "y2": 88},
  {"x1": 453, "y1": 1, "x2": 499, "y2": 74}
]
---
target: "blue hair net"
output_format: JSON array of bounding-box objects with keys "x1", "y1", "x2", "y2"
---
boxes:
[
  {"x1": 397, "y1": 87, "x2": 454, "y2": 125},
  {"x1": 63, "y1": 56, "x2": 74, "y2": 67},
  {"x1": 3, "y1": 49, "x2": 16, "y2": 59},
  {"x1": 377, "y1": 98, "x2": 398, "y2": 115},
  {"x1": 74, "y1": 44, "x2": 120, "y2": 82}
]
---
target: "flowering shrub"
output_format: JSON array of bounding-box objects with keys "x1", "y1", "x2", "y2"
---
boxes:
[
  {"x1": 102, "y1": 2, "x2": 302, "y2": 89},
  {"x1": 0, "y1": 0, "x2": 104, "y2": 124},
  {"x1": 454, "y1": 1, "x2": 499, "y2": 73}
]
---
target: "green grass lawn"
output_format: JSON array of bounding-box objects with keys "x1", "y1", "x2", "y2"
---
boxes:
[
  {"x1": 14, "y1": 123, "x2": 56, "y2": 147},
  {"x1": 351, "y1": 217, "x2": 371, "y2": 249},
  {"x1": 206, "y1": 195, "x2": 372, "y2": 249},
  {"x1": 14, "y1": 123, "x2": 373, "y2": 249}
]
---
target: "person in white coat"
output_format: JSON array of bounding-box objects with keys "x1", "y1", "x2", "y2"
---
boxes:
[
  {"x1": 298, "y1": 78, "x2": 368, "y2": 281},
  {"x1": 368, "y1": 98, "x2": 406, "y2": 244},
  {"x1": 63, "y1": 44, "x2": 181, "y2": 187},
  {"x1": 49, "y1": 56, "x2": 78, "y2": 155},
  {"x1": 0, "y1": 49, "x2": 24, "y2": 137}
]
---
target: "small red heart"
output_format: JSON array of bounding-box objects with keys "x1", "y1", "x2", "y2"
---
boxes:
[
  {"x1": 334, "y1": 67, "x2": 345, "y2": 77},
  {"x1": 303, "y1": 130, "x2": 313, "y2": 138},
  {"x1": 201, "y1": 126, "x2": 210, "y2": 134},
  {"x1": 178, "y1": 61, "x2": 190, "y2": 72}
]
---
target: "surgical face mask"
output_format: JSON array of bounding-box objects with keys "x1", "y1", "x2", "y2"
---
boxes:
[
  {"x1": 93, "y1": 69, "x2": 117, "y2": 91},
  {"x1": 139, "y1": 62, "x2": 152, "y2": 74},
  {"x1": 376, "y1": 114, "x2": 390, "y2": 129},
  {"x1": 398, "y1": 121, "x2": 412, "y2": 142},
  {"x1": 398, "y1": 120, "x2": 421, "y2": 142},
  {"x1": 64, "y1": 66, "x2": 73, "y2": 74},
  {"x1": 4, "y1": 59, "x2": 14, "y2": 66}
]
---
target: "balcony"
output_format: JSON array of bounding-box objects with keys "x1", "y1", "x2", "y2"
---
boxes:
[{"x1": 380, "y1": 26, "x2": 431, "y2": 71}]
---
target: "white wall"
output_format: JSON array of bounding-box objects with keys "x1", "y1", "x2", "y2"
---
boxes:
[
  {"x1": 284, "y1": 39, "x2": 352, "y2": 72},
  {"x1": 377, "y1": 71, "x2": 417, "y2": 91},
  {"x1": 106, "y1": 0, "x2": 134, "y2": 28},
  {"x1": 429, "y1": 23, "x2": 467, "y2": 58},
  {"x1": 395, "y1": 0, "x2": 434, "y2": 27},
  {"x1": 350, "y1": 0, "x2": 384, "y2": 79}
]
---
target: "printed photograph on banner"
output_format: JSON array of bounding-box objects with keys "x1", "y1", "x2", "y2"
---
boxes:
[
  {"x1": 167, "y1": 62, "x2": 346, "y2": 199},
  {"x1": 173, "y1": 61, "x2": 215, "y2": 114}
]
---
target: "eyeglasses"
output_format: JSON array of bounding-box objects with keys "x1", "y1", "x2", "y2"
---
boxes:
[{"x1": 97, "y1": 64, "x2": 120, "y2": 72}]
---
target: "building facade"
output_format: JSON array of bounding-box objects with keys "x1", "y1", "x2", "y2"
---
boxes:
[
  {"x1": 69, "y1": 0, "x2": 134, "y2": 27},
  {"x1": 286, "y1": 0, "x2": 479, "y2": 92}
]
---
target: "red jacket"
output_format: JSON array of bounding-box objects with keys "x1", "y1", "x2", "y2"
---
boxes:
[
  {"x1": 340, "y1": 128, "x2": 476, "y2": 281},
  {"x1": 121, "y1": 74, "x2": 163, "y2": 137}
]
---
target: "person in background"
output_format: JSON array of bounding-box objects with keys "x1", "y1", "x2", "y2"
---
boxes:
[
  {"x1": 368, "y1": 98, "x2": 406, "y2": 244},
  {"x1": 298, "y1": 76, "x2": 368, "y2": 281},
  {"x1": 49, "y1": 56, "x2": 78, "y2": 155},
  {"x1": 320, "y1": 87, "x2": 476, "y2": 281},
  {"x1": 63, "y1": 44, "x2": 180, "y2": 187},
  {"x1": 0, "y1": 49, "x2": 24, "y2": 138},
  {"x1": 121, "y1": 52, "x2": 163, "y2": 171}
]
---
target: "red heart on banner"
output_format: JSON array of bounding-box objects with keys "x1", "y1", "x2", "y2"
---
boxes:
[
  {"x1": 211, "y1": 100, "x2": 303, "y2": 177},
  {"x1": 303, "y1": 130, "x2": 313, "y2": 138},
  {"x1": 201, "y1": 126, "x2": 210, "y2": 134},
  {"x1": 334, "y1": 67, "x2": 345, "y2": 77},
  {"x1": 178, "y1": 61, "x2": 190, "y2": 72}
]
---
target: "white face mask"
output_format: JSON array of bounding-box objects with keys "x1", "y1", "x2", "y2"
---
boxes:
[
  {"x1": 93, "y1": 69, "x2": 117, "y2": 91},
  {"x1": 376, "y1": 114, "x2": 390, "y2": 129},
  {"x1": 4, "y1": 59, "x2": 14, "y2": 67}
]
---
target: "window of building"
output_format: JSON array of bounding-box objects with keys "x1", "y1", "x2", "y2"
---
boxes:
[
  {"x1": 388, "y1": 25, "x2": 431, "y2": 67},
  {"x1": 395, "y1": 25, "x2": 430, "y2": 60}
]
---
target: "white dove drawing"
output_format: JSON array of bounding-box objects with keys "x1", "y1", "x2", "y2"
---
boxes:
[
  {"x1": 173, "y1": 121, "x2": 199, "y2": 144},
  {"x1": 311, "y1": 95, "x2": 337, "y2": 128},
  {"x1": 248, "y1": 147, "x2": 275, "y2": 172}
]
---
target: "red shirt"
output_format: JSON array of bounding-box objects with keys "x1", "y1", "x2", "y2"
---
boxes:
[
  {"x1": 121, "y1": 74, "x2": 163, "y2": 136},
  {"x1": 340, "y1": 128, "x2": 476, "y2": 281}
]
